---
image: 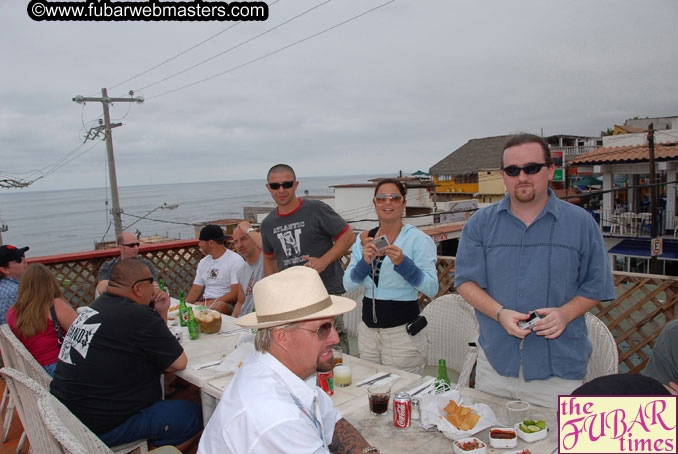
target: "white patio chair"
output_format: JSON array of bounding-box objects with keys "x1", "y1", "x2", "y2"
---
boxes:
[
  {"x1": 0, "y1": 367, "x2": 62, "y2": 453},
  {"x1": 0, "y1": 324, "x2": 52, "y2": 389},
  {"x1": 584, "y1": 312, "x2": 618, "y2": 383},
  {"x1": 0, "y1": 324, "x2": 37, "y2": 452},
  {"x1": 421, "y1": 294, "x2": 479, "y2": 388},
  {"x1": 37, "y1": 392, "x2": 153, "y2": 454},
  {"x1": 341, "y1": 287, "x2": 364, "y2": 341},
  {"x1": 1, "y1": 367, "x2": 148, "y2": 454}
]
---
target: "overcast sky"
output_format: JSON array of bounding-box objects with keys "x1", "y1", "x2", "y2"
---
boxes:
[{"x1": 2, "y1": 0, "x2": 677, "y2": 192}]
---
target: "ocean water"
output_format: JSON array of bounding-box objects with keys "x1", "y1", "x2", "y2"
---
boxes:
[{"x1": 0, "y1": 174, "x2": 373, "y2": 257}]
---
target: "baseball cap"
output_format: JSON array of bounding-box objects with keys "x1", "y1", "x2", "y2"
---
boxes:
[
  {"x1": 0, "y1": 245, "x2": 29, "y2": 267},
  {"x1": 199, "y1": 225, "x2": 232, "y2": 242}
]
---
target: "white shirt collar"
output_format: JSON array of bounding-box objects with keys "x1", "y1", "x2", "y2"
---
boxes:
[{"x1": 255, "y1": 351, "x2": 318, "y2": 410}]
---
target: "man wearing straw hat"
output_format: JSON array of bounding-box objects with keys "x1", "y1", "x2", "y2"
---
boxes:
[{"x1": 198, "y1": 266, "x2": 380, "y2": 454}]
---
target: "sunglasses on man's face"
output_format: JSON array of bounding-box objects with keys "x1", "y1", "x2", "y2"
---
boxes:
[
  {"x1": 292, "y1": 321, "x2": 335, "y2": 340},
  {"x1": 121, "y1": 242, "x2": 141, "y2": 248},
  {"x1": 374, "y1": 193, "x2": 403, "y2": 203},
  {"x1": 502, "y1": 162, "x2": 549, "y2": 177},
  {"x1": 268, "y1": 181, "x2": 295, "y2": 190},
  {"x1": 131, "y1": 277, "x2": 154, "y2": 288}
]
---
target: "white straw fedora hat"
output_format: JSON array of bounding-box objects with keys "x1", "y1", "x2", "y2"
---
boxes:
[{"x1": 236, "y1": 266, "x2": 356, "y2": 329}]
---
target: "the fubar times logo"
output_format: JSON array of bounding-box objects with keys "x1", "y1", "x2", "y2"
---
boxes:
[{"x1": 558, "y1": 396, "x2": 677, "y2": 453}]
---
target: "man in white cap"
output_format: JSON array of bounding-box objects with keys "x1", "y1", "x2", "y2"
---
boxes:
[{"x1": 198, "y1": 266, "x2": 381, "y2": 454}]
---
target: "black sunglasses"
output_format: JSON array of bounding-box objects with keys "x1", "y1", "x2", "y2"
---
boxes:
[
  {"x1": 291, "y1": 321, "x2": 335, "y2": 340},
  {"x1": 502, "y1": 163, "x2": 549, "y2": 177},
  {"x1": 131, "y1": 277, "x2": 154, "y2": 288},
  {"x1": 121, "y1": 242, "x2": 141, "y2": 248},
  {"x1": 268, "y1": 181, "x2": 295, "y2": 190}
]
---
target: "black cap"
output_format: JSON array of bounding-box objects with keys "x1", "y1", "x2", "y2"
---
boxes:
[
  {"x1": 572, "y1": 374, "x2": 670, "y2": 396},
  {"x1": 199, "y1": 225, "x2": 231, "y2": 242},
  {"x1": 0, "y1": 245, "x2": 29, "y2": 267}
]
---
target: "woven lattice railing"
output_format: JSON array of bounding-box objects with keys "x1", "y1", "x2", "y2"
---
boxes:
[
  {"x1": 32, "y1": 245, "x2": 678, "y2": 373},
  {"x1": 591, "y1": 271, "x2": 678, "y2": 373},
  {"x1": 30, "y1": 240, "x2": 203, "y2": 309}
]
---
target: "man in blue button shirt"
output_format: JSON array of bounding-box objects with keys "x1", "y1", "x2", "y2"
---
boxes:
[{"x1": 455, "y1": 133, "x2": 616, "y2": 408}]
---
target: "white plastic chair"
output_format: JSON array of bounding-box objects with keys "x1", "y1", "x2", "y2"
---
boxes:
[
  {"x1": 421, "y1": 294, "x2": 479, "y2": 388},
  {"x1": 0, "y1": 323, "x2": 41, "y2": 452},
  {"x1": 1, "y1": 367, "x2": 148, "y2": 454},
  {"x1": 341, "y1": 287, "x2": 364, "y2": 341},
  {"x1": 0, "y1": 367, "x2": 62, "y2": 453},
  {"x1": 584, "y1": 312, "x2": 618, "y2": 383},
  {"x1": 0, "y1": 324, "x2": 52, "y2": 389},
  {"x1": 37, "y1": 392, "x2": 154, "y2": 454}
]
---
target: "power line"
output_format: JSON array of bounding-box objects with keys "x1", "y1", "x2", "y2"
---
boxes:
[
  {"x1": 108, "y1": 0, "x2": 281, "y2": 92},
  {"x1": 136, "y1": 0, "x2": 323, "y2": 92},
  {"x1": 149, "y1": 0, "x2": 396, "y2": 99}
]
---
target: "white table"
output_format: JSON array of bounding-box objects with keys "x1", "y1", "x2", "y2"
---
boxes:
[
  {"x1": 168, "y1": 304, "x2": 247, "y2": 420},
  {"x1": 201, "y1": 355, "x2": 558, "y2": 453}
]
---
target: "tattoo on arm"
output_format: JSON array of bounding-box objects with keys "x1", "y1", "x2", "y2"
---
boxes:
[{"x1": 328, "y1": 418, "x2": 371, "y2": 454}]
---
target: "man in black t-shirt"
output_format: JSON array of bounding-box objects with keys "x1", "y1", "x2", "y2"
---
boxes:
[{"x1": 51, "y1": 259, "x2": 202, "y2": 450}]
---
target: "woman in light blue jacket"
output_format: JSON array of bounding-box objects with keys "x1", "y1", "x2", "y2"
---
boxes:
[{"x1": 343, "y1": 179, "x2": 438, "y2": 373}]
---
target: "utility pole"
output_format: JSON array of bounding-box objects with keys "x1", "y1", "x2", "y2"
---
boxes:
[
  {"x1": 72, "y1": 89, "x2": 143, "y2": 240},
  {"x1": 648, "y1": 123, "x2": 659, "y2": 274}
]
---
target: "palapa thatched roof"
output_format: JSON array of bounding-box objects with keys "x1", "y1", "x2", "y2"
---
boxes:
[{"x1": 429, "y1": 135, "x2": 511, "y2": 176}]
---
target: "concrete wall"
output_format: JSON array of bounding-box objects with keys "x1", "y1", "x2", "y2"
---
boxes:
[
  {"x1": 602, "y1": 130, "x2": 678, "y2": 147},
  {"x1": 625, "y1": 117, "x2": 678, "y2": 130}
]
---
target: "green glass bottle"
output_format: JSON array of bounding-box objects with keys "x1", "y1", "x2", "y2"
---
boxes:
[
  {"x1": 435, "y1": 359, "x2": 451, "y2": 393},
  {"x1": 187, "y1": 307, "x2": 200, "y2": 340},
  {"x1": 179, "y1": 291, "x2": 188, "y2": 327},
  {"x1": 158, "y1": 279, "x2": 165, "y2": 291}
]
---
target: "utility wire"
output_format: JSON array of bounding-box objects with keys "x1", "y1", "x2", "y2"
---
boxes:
[
  {"x1": 108, "y1": 0, "x2": 281, "y2": 92},
  {"x1": 149, "y1": 0, "x2": 396, "y2": 99},
  {"x1": 136, "y1": 0, "x2": 326, "y2": 92}
]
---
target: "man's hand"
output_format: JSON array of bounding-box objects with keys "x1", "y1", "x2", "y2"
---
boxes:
[
  {"x1": 498, "y1": 308, "x2": 532, "y2": 339},
  {"x1": 664, "y1": 381, "x2": 678, "y2": 395},
  {"x1": 152, "y1": 288, "x2": 171, "y2": 320},
  {"x1": 533, "y1": 307, "x2": 571, "y2": 339},
  {"x1": 302, "y1": 255, "x2": 329, "y2": 273}
]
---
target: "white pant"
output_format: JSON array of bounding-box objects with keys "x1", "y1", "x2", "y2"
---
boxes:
[
  {"x1": 357, "y1": 322, "x2": 428, "y2": 374},
  {"x1": 476, "y1": 347, "x2": 582, "y2": 409}
]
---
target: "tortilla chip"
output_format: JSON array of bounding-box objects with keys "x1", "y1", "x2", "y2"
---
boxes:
[{"x1": 444, "y1": 400, "x2": 480, "y2": 431}]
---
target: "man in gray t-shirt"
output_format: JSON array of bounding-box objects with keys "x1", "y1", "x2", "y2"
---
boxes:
[
  {"x1": 261, "y1": 164, "x2": 355, "y2": 351},
  {"x1": 231, "y1": 222, "x2": 265, "y2": 317}
]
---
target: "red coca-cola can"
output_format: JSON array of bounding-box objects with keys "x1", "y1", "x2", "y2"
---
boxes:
[
  {"x1": 317, "y1": 371, "x2": 334, "y2": 396},
  {"x1": 393, "y1": 392, "x2": 411, "y2": 428}
]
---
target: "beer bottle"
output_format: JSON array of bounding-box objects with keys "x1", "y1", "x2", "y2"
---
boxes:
[
  {"x1": 187, "y1": 307, "x2": 200, "y2": 340},
  {"x1": 435, "y1": 359, "x2": 451, "y2": 393},
  {"x1": 158, "y1": 279, "x2": 165, "y2": 291},
  {"x1": 179, "y1": 290, "x2": 188, "y2": 327}
]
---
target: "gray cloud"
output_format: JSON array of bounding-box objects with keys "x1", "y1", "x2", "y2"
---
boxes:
[{"x1": 2, "y1": 0, "x2": 677, "y2": 191}]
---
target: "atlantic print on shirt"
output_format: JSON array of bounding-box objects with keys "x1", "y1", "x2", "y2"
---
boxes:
[
  {"x1": 58, "y1": 307, "x2": 101, "y2": 364},
  {"x1": 273, "y1": 221, "x2": 305, "y2": 266}
]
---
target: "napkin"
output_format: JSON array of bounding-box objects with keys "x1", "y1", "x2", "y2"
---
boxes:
[
  {"x1": 406, "y1": 376, "x2": 436, "y2": 397},
  {"x1": 420, "y1": 391, "x2": 500, "y2": 440},
  {"x1": 215, "y1": 342, "x2": 255, "y2": 373},
  {"x1": 356, "y1": 372, "x2": 400, "y2": 387}
]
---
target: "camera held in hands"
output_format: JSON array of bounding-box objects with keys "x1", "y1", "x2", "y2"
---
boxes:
[
  {"x1": 372, "y1": 235, "x2": 390, "y2": 253},
  {"x1": 518, "y1": 311, "x2": 541, "y2": 330}
]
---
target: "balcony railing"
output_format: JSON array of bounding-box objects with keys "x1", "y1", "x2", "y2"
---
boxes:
[
  {"x1": 30, "y1": 245, "x2": 676, "y2": 375},
  {"x1": 592, "y1": 209, "x2": 676, "y2": 237}
]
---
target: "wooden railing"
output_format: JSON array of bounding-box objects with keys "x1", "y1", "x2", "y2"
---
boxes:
[
  {"x1": 30, "y1": 239, "x2": 203, "y2": 308},
  {"x1": 32, "y1": 245, "x2": 677, "y2": 373}
]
